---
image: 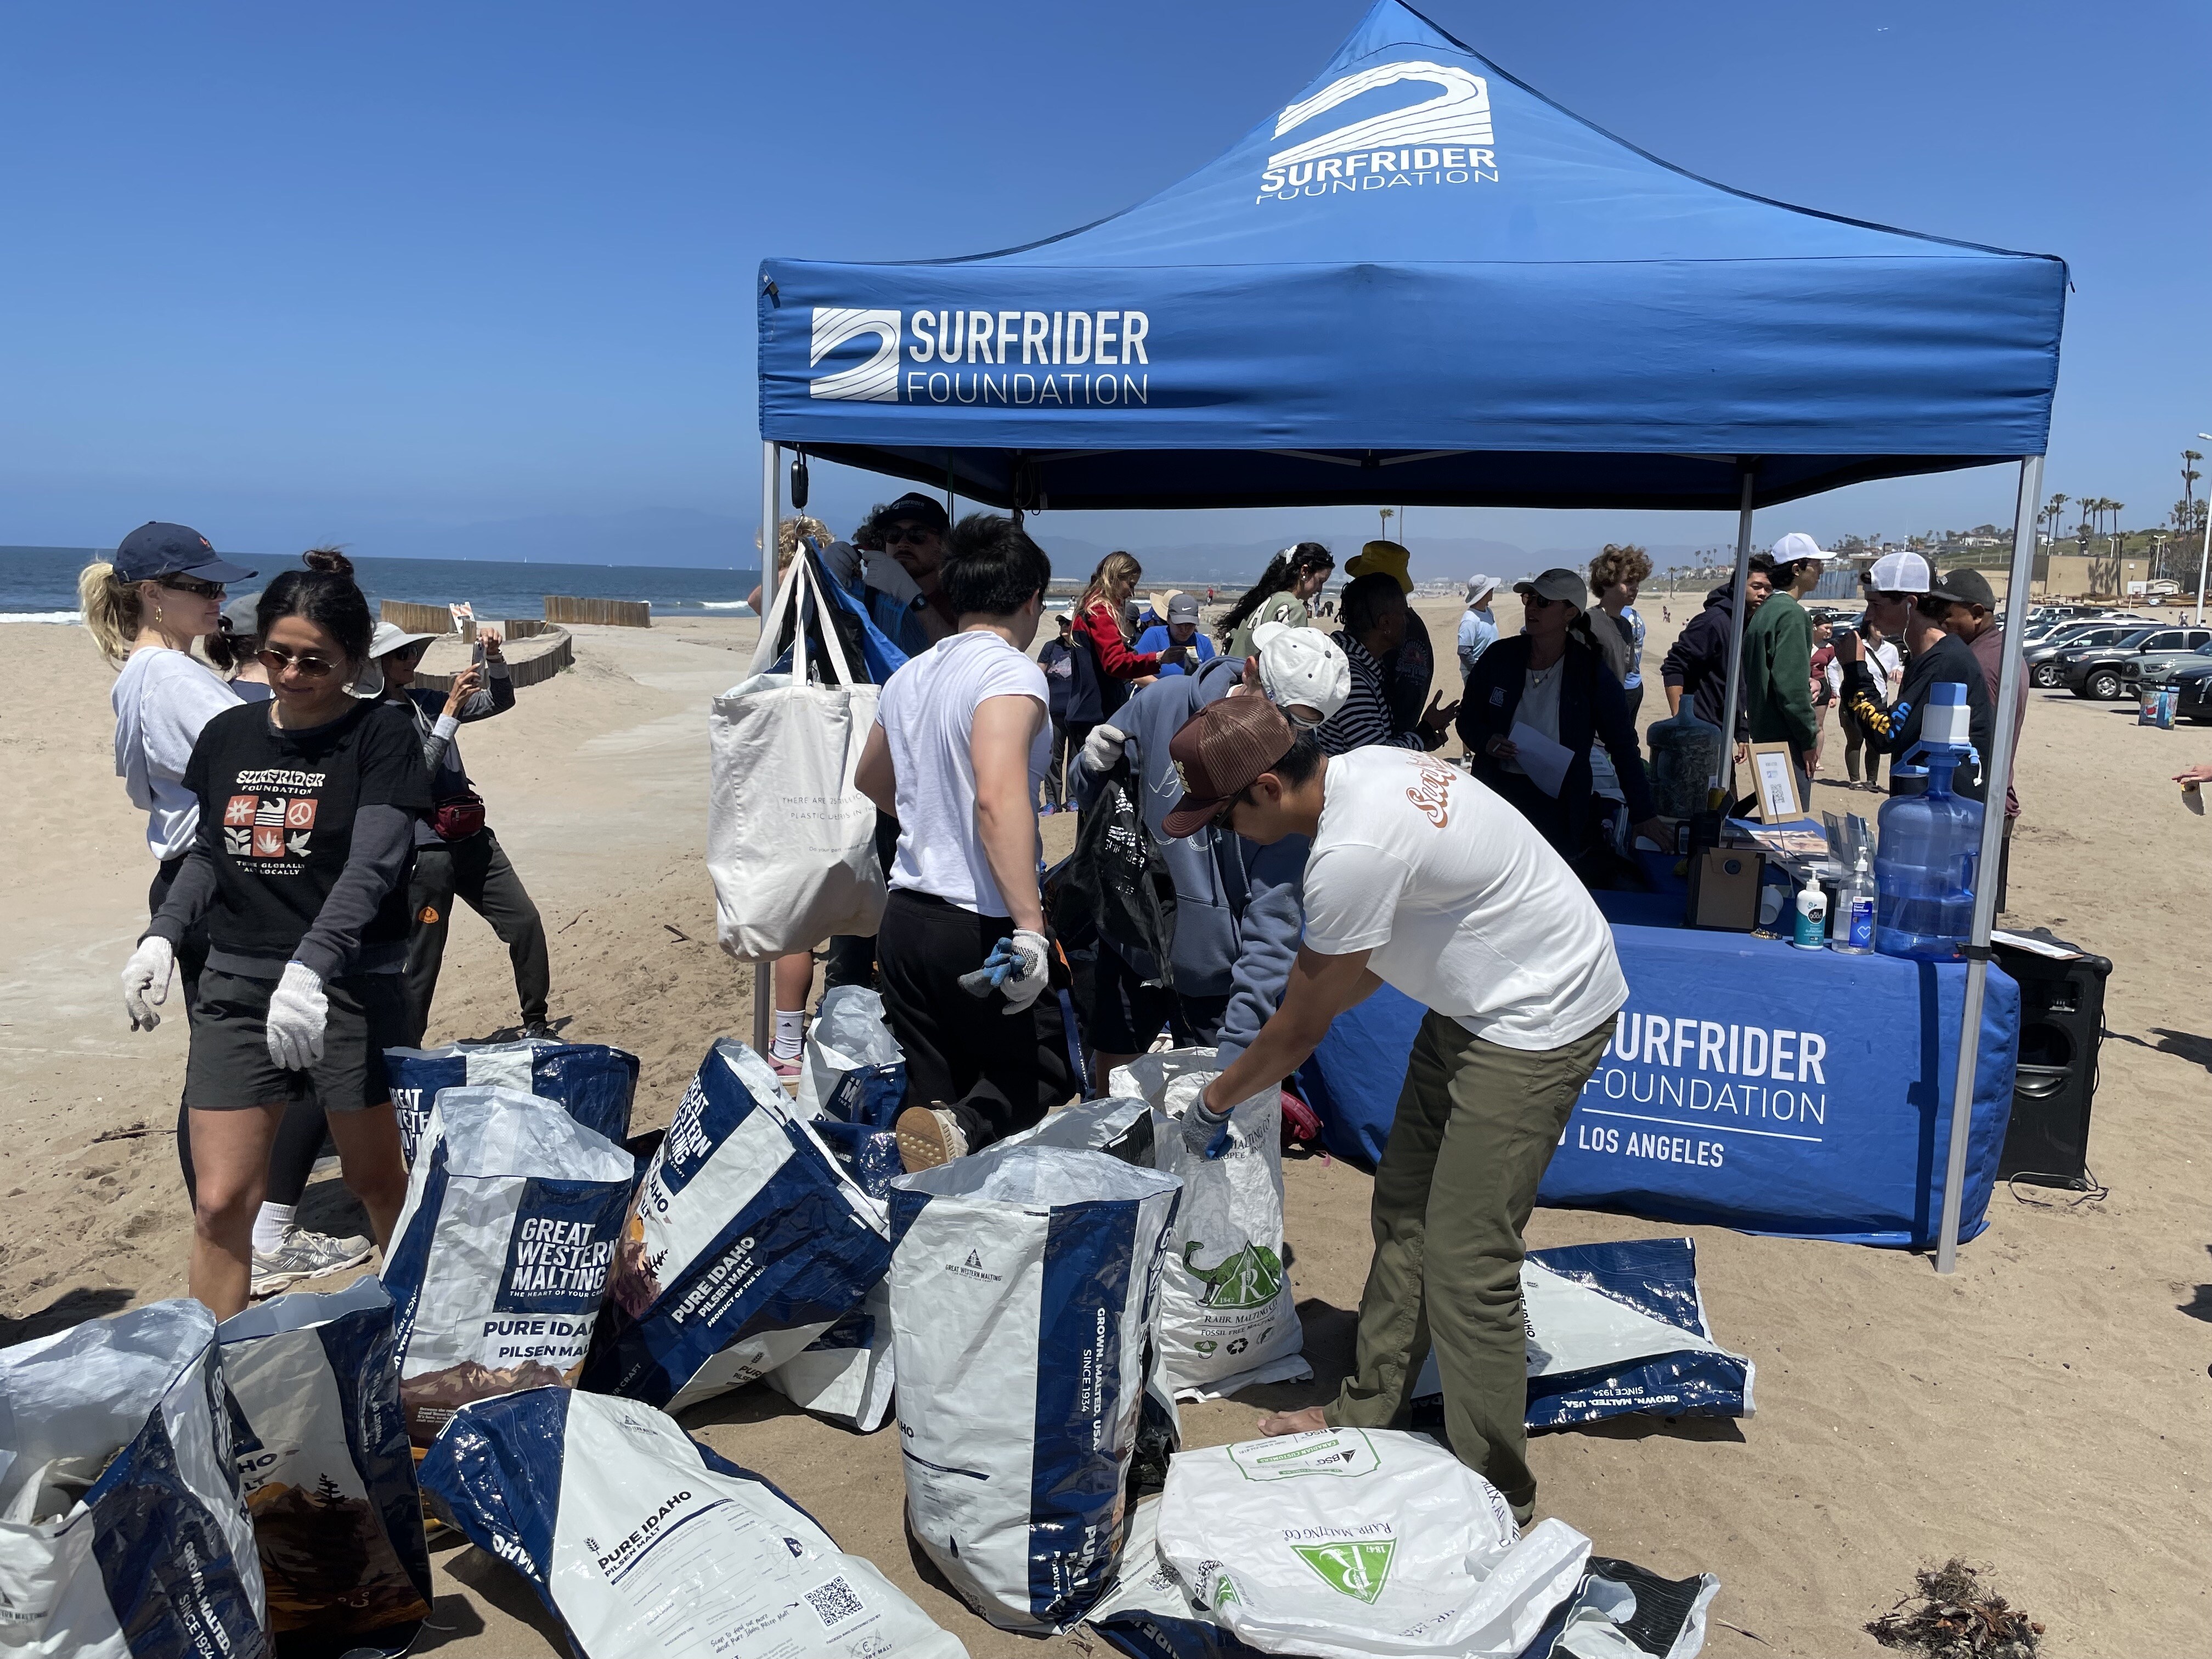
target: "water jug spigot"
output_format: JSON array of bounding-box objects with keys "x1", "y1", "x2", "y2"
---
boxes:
[{"x1": 1898, "y1": 681, "x2": 1980, "y2": 798}]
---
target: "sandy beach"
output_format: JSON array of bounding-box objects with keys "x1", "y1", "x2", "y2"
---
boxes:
[{"x1": 4, "y1": 592, "x2": 2206, "y2": 1658}]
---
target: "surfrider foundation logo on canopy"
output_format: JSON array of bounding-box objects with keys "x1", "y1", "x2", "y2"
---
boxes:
[
  {"x1": 809, "y1": 308, "x2": 902, "y2": 402},
  {"x1": 1257, "y1": 60, "x2": 1498, "y2": 204},
  {"x1": 808, "y1": 307, "x2": 1155, "y2": 407}
]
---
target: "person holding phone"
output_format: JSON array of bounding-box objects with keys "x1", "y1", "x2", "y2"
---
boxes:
[
  {"x1": 370, "y1": 619, "x2": 553, "y2": 1045},
  {"x1": 122, "y1": 552, "x2": 426, "y2": 1317}
]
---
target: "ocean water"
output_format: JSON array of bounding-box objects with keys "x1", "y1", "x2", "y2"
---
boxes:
[{"x1": 0, "y1": 547, "x2": 764, "y2": 623}]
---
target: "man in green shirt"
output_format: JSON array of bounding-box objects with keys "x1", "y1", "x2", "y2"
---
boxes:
[{"x1": 1740, "y1": 532, "x2": 1830, "y2": 777}]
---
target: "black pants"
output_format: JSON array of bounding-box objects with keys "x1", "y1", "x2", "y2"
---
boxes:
[
  {"x1": 1043, "y1": 720, "x2": 1077, "y2": 808},
  {"x1": 402, "y1": 827, "x2": 549, "y2": 1046},
  {"x1": 1622, "y1": 684, "x2": 1644, "y2": 725},
  {"x1": 875, "y1": 888, "x2": 1070, "y2": 1146},
  {"x1": 1838, "y1": 707, "x2": 1883, "y2": 786},
  {"x1": 156, "y1": 859, "x2": 326, "y2": 1209}
]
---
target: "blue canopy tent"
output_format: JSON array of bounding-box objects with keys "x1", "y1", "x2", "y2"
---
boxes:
[
  {"x1": 759, "y1": 1, "x2": 2061, "y2": 510},
  {"x1": 752, "y1": 0, "x2": 2066, "y2": 1268}
]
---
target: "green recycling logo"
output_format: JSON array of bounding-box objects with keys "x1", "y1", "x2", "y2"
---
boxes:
[
  {"x1": 1293, "y1": 1539, "x2": 1395, "y2": 1604},
  {"x1": 1183, "y1": 1240, "x2": 1285, "y2": 1308}
]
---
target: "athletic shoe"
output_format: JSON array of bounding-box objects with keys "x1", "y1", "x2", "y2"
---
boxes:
[
  {"x1": 250, "y1": 1228, "x2": 375, "y2": 1297},
  {"x1": 521, "y1": 1021, "x2": 558, "y2": 1041},
  {"x1": 895, "y1": 1105, "x2": 968, "y2": 1173},
  {"x1": 768, "y1": 1051, "x2": 803, "y2": 1085}
]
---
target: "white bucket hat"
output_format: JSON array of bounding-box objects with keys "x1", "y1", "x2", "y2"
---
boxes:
[
  {"x1": 1251, "y1": 622, "x2": 1351, "y2": 725},
  {"x1": 348, "y1": 619, "x2": 445, "y2": 698}
]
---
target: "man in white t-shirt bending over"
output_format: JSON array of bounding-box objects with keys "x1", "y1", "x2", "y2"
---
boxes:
[
  {"x1": 1161, "y1": 695, "x2": 1626, "y2": 1523},
  {"x1": 856, "y1": 513, "x2": 1073, "y2": 1170}
]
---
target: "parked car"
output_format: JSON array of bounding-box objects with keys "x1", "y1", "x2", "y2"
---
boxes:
[
  {"x1": 2025, "y1": 623, "x2": 2145, "y2": 685},
  {"x1": 2121, "y1": 642, "x2": 2212, "y2": 721},
  {"x1": 2023, "y1": 611, "x2": 2151, "y2": 646},
  {"x1": 2059, "y1": 626, "x2": 2212, "y2": 700}
]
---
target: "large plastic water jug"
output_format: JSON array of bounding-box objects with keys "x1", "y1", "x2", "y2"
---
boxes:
[
  {"x1": 1646, "y1": 710, "x2": 1725, "y2": 819},
  {"x1": 1874, "y1": 754, "x2": 1983, "y2": 960}
]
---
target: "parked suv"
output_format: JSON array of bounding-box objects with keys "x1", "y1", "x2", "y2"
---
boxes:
[
  {"x1": 2026, "y1": 623, "x2": 2145, "y2": 686},
  {"x1": 2059, "y1": 626, "x2": 2212, "y2": 700}
]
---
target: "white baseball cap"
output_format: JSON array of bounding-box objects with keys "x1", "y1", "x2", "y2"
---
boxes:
[
  {"x1": 1864, "y1": 550, "x2": 1933, "y2": 594},
  {"x1": 1251, "y1": 622, "x2": 1351, "y2": 724},
  {"x1": 1770, "y1": 532, "x2": 1831, "y2": 563}
]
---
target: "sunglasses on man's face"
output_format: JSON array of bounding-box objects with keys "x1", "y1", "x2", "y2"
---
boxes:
[
  {"x1": 883, "y1": 524, "x2": 938, "y2": 546},
  {"x1": 256, "y1": 645, "x2": 339, "y2": 679},
  {"x1": 158, "y1": 574, "x2": 225, "y2": 600}
]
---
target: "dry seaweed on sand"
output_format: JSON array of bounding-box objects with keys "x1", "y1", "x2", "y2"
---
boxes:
[{"x1": 1867, "y1": 1559, "x2": 2044, "y2": 1658}]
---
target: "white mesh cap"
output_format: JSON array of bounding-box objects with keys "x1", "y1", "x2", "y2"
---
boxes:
[{"x1": 1251, "y1": 622, "x2": 1352, "y2": 723}]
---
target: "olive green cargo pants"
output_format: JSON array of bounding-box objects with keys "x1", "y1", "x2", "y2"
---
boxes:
[{"x1": 1325, "y1": 1008, "x2": 1613, "y2": 1514}]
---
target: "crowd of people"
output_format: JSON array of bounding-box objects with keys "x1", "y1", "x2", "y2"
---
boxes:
[{"x1": 88, "y1": 505, "x2": 2039, "y2": 1525}]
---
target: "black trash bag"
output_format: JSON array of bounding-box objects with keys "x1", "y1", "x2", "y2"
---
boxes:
[{"x1": 1049, "y1": 760, "x2": 1176, "y2": 989}]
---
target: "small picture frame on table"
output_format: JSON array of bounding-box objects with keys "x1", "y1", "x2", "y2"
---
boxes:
[{"x1": 1748, "y1": 743, "x2": 1803, "y2": 822}]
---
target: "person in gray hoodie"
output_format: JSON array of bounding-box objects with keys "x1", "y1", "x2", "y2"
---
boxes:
[{"x1": 1071, "y1": 624, "x2": 1351, "y2": 1077}]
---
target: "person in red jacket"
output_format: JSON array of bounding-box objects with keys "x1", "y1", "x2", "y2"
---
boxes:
[{"x1": 1071, "y1": 551, "x2": 1160, "y2": 723}]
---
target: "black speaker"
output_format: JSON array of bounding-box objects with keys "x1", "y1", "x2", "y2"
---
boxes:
[{"x1": 1992, "y1": 932, "x2": 2112, "y2": 1188}]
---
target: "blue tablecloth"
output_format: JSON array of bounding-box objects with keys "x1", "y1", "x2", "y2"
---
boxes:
[{"x1": 1300, "y1": 907, "x2": 2021, "y2": 1250}]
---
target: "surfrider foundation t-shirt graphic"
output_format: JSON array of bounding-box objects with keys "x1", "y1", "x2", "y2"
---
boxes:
[{"x1": 223, "y1": 782, "x2": 322, "y2": 872}]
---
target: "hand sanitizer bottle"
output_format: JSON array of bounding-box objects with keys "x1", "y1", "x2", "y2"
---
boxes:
[{"x1": 1791, "y1": 871, "x2": 1829, "y2": 949}]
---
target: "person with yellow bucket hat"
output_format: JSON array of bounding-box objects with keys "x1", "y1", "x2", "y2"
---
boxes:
[{"x1": 1344, "y1": 540, "x2": 1433, "y2": 735}]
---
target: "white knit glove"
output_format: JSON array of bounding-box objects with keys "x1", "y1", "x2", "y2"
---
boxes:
[
  {"x1": 1001, "y1": 929, "x2": 1051, "y2": 1014},
  {"x1": 1081, "y1": 723, "x2": 1128, "y2": 774},
  {"x1": 121, "y1": 937, "x2": 176, "y2": 1031},
  {"x1": 266, "y1": 962, "x2": 328, "y2": 1071}
]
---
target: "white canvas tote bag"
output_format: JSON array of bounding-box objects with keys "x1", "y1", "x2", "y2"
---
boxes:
[{"x1": 708, "y1": 551, "x2": 887, "y2": 960}]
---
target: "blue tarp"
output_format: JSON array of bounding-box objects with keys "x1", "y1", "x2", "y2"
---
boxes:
[
  {"x1": 1300, "y1": 924, "x2": 2021, "y2": 1250},
  {"x1": 760, "y1": 1, "x2": 2064, "y2": 511}
]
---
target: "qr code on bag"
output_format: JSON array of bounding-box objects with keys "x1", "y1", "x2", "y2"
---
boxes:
[{"x1": 805, "y1": 1575, "x2": 866, "y2": 1626}]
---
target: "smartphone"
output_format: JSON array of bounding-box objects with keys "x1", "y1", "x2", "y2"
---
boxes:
[{"x1": 471, "y1": 639, "x2": 487, "y2": 672}]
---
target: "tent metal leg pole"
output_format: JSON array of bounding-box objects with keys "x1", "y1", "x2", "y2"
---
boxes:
[
  {"x1": 1934, "y1": 453, "x2": 2043, "y2": 1273},
  {"x1": 1712, "y1": 467, "x2": 1757, "y2": 795},
  {"x1": 755, "y1": 439, "x2": 781, "y2": 1059}
]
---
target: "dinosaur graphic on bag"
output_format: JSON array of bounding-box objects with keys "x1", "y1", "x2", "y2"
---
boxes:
[{"x1": 1183, "y1": 1240, "x2": 1285, "y2": 1310}]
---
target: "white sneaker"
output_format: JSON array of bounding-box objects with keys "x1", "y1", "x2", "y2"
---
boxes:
[
  {"x1": 250, "y1": 1228, "x2": 376, "y2": 1297},
  {"x1": 895, "y1": 1107, "x2": 968, "y2": 1173}
]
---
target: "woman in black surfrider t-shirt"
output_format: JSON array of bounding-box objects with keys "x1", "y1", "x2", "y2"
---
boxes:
[{"x1": 123, "y1": 554, "x2": 430, "y2": 1317}]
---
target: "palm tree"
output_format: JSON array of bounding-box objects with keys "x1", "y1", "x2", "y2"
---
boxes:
[{"x1": 2046, "y1": 493, "x2": 2068, "y2": 548}]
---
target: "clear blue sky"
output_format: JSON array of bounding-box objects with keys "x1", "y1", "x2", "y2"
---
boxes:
[{"x1": 2, "y1": 1, "x2": 2204, "y2": 568}]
